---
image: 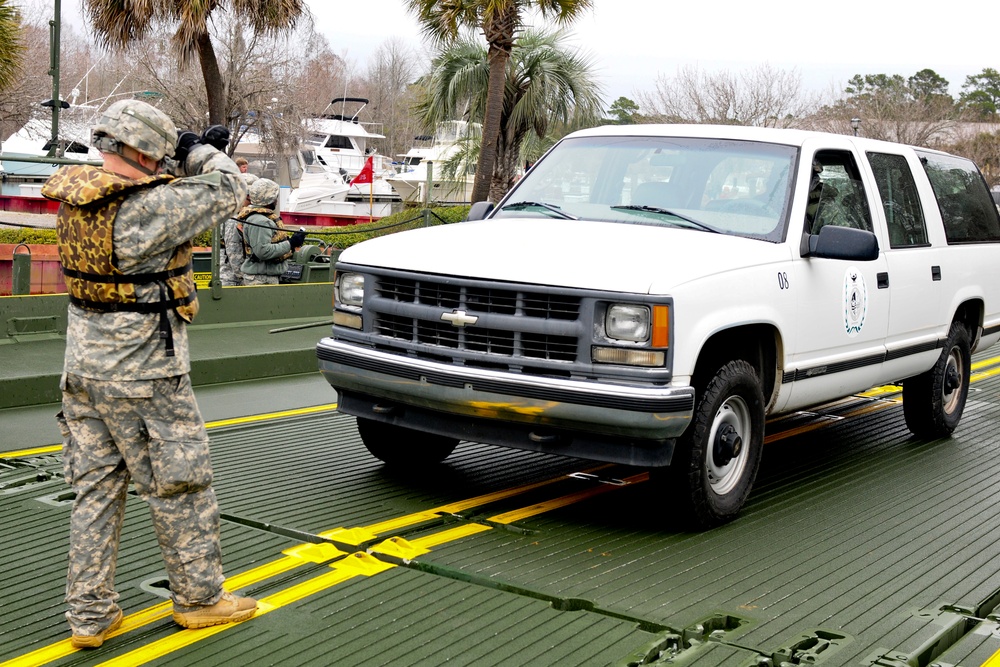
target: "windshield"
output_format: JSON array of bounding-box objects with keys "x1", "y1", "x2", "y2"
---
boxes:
[{"x1": 494, "y1": 135, "x2": 798, "y2": 242}]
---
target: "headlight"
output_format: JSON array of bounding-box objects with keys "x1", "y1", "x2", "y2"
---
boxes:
[
  {"x1": 606, "y1": 304, "x2": 650, "y2": 342},
  {"x1": 337, "y1": 272, "x2": 365, "y2": 308}
]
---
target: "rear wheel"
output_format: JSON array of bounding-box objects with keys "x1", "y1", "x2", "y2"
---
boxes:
[
  {"x1": 356, "y1": 418, "x2": 459, "y2": 466},
  {"x1": 903, "y1": 321, "x2": 971, "y2": 439},
  {"x1": 660, "y1": 360, "x2": 765, "y2": 529}
]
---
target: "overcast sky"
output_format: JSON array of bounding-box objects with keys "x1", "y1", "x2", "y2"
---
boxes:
[
  {"x1": 304, "y1": 0, "x2": 1000, "y2": 103},
  {"x1": 58, "y1": 0, "x2": 999, "y2": 107}
]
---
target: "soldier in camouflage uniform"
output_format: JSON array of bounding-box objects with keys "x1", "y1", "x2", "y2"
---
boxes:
[
  {"x1": 219, "y1": 173, "x2": 257, "y2": 286},
  {"x1": 237, "y1": 178, "x2": 306, "y2": 286},
  {"x1": 41, "y1": 99, "x2": 257, "y2": 649}
]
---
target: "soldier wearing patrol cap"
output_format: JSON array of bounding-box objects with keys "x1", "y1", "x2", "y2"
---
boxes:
[
  {"x1": 41, "y1": 98, "x2": 257, "y2": 648},
  {"x1": 235, "y1": 177, "x2": 306, "y2": 286}
]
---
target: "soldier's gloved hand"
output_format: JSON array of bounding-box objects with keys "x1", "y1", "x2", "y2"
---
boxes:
[
  {"x1": 174, "y1": 131, "x2": 201, "y2": 166},
  {"x1": 288, "y1": 230, "x2": 307, "y2": 249},
  {"x1": 201, "y1": 125, "x2": 230, "y2": 152}
]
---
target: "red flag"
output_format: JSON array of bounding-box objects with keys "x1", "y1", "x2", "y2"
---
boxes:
[{"x1": 350, "y1": 155, "x2": 374, "y2": 186}]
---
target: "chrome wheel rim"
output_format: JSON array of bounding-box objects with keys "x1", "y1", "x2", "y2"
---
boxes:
[
  {"x1": 942, "y1": 345, "x2": 964, "y2": 415},
  {"x1": 706, "y1": 395, "x2": 751, "y2": 496}
]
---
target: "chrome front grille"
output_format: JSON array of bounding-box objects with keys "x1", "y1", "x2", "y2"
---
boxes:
[{"x1": 372, "y1": 275, "x2": 581, "y2": 363}]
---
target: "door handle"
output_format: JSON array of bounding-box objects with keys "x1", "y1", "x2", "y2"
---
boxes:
[
  {"x1": 931, "y1": 266, "x2": 942, "y2": 281},
  {"x1": 877, "y1": 272, "x2": 889, "y2": 289}
]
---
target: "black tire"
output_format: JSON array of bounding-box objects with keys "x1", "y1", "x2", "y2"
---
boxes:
[
  {"x1": 903, "y1": 321, "x2": 971, "y2": 439},
  {"x1": 356, "y1": 418, "x2": 459, "y2": 466},
  {"x1": 660, "y1": 360, "x2": 765, "y2": 529}
]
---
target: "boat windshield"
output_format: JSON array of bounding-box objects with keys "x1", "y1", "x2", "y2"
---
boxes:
[{"x1": 493, "y1": 135, "x2": 798, "y2": 242}]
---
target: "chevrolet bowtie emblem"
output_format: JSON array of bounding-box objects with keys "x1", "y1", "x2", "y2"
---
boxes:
[{"x1": 441, "y1": 309, "x2": 479, "y2": 327}]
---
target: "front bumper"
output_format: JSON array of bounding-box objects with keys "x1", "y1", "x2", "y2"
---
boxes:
[{"x1": 317, "y1": 338, "x2": 695, "y2": 455}]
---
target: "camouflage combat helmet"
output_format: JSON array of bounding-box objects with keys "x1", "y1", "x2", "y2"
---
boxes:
[
  {"x1": 249, "y1": 178, "x2": 279, "y2": 206},
  {"x1": 91, "y1": 99, "x2": 177, "y2": 162},
  {"x1": 242, "y1": 173, "x2": 259, "y2": 186}
]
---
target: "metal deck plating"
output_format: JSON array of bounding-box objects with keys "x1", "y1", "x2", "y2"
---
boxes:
[{"x1": 3, "y1": 358, "x2": 1000, "y2": 666}]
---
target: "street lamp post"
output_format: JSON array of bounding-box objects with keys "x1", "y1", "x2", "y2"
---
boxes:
[{"x1": 850, "y1": 118, "x2": 861, "y2": 137}]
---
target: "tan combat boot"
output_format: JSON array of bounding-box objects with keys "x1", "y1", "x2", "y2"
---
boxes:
[
  {"x1": 71, "y1": 608, "x2": 124, "y2": 649},
  {"x1": 172, "y1": 591, "x2": 258, "y2": 629}
]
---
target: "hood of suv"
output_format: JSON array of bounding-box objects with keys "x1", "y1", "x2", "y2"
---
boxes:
[{"x1": 338, "y1": 217, "x2": 792, "y2": 294}]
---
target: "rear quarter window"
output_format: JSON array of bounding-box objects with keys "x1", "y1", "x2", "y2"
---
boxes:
[{"x1": 917, "y1": 151, "x2": 1000, "y2": 243}]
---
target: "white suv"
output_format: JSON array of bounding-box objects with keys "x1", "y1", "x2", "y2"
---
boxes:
[{"x1": 318, "y1": 125, "x2": 1000, "y2": 527}]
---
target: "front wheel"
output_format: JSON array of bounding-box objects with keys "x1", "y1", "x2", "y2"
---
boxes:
[
  {"x1": 356, "y1": 418, "x2": 459, "y2": 466},
  {"x1": 902, "y1": 321, "x2": 971, "y2": 439},
  {"x1": 659, "y1": 360, "x2": 765, "y2": 529}
]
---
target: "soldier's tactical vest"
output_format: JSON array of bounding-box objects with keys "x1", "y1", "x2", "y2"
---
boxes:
[
  {"x1": 235, "y1": 206, "x2": 292, "y2": 262},
  {"x1": 43, "y1": 165, "x2": 198, "y2": 356}
]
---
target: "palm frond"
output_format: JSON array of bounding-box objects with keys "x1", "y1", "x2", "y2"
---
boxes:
[{"x1": 0, "y1": 0, "x2": 24, "y2": 92}]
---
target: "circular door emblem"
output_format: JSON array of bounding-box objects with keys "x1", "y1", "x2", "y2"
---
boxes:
[{"x1": 843, "y1": 268, "x2": 868, "y2": 337}]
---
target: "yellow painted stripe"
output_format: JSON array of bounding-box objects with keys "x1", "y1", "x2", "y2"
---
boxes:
[
  {"x1": 204, "y1": 403, "x2": 337, "y2": 429},
  {"x1": 0, "y1": 640, "x2": 85, "y2": 667},
  {"x1": 858, "y1": 384, "x2": 902, "y2": 398},
  {"x1": 96, "y1": 555, "x2": 394, "y2": 667},
  {"x1": 981, "y1": 646, "x2": 1000, "y2": 667},
  {"x1": 92, "y1": 475, "x2": 634, "y2": 667},
  {"x1": 489, "y1": 473, "x2": 649, "y2": 524},
  {"x1": 0, "y1": 599, "x2": 173, "y2": 667},
  {"x1": 0, "y1": 445, "x2": 62, "y2": 459},
  {"x1": 765, "y1": 396, "x2": 901, "y2": 445},
  {"x1": 8, "y1": 353, "x2": 1000, "y2": 663},
  {"x1": 8, "y1": 353, "x2": 1000, "y2": 461},
  {"x1": 2, "y1": 465, "x2": 609, "y2": 666},
  {"x1": 0, "y1": 404, "x2": 339, "y2": 460},
  {"x1": 766, "y1": 355, "x2": 1000, "y2": 445},
  {"x1": 326, "y1": 464, "x2": 612, "y2": 541},
  {"x1": 972, "y1": 365, "x2": 1000, "y2": 382}
]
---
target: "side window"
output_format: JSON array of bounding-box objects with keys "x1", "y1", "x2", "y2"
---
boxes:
[
  {"x1": 325, "y1": 135, "x2": 354, "y2": 150},
  {"x1": 866, "y1": 152, "x2": 928, "y2": 248},
  {"x1": 805, "y1": 150, "x2": 873, "y2": 235},
  {"x1": 917, "y1": 151, "x2": 1000, "y2": 243}
]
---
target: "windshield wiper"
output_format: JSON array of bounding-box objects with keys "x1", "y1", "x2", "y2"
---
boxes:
[
  {"x1": 610, "y1": 205, "x2": 721, "y2": 233},
  {"x1": 501, "y1": 201, "x2": 578, "y2": 220}
]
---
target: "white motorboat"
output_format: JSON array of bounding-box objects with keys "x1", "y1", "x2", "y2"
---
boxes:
[
  {"x1": 282, "y1": 149, "x2": 352, "y2": 214},
  {"x1": 385, "y1": 120, "x2": 478, "y2": 204},
  {"x1": 303, "y1": 98, "x2": 398, "y2": 201}
]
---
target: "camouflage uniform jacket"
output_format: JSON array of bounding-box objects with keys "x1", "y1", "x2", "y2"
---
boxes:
[
  {"x1": 238, "y1": 207, "x2": 293, "y2": 277},
  {"x1": 42, "y1": 145, "x2": 246, "y2": 380}
]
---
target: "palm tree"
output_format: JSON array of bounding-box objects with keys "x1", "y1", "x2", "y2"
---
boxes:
[
  {"x1": 419, "y1": 28, "x2": 603, "y2": 201},
  {"x1": 82, "y1": 0, "x2": 307, "y2": 127},
  {"x1": 405, "y1": 0, "x2": 593, "y2": 203},
  {"x1": 0, "y1": 0, "x2": 23, "y2": 93}
]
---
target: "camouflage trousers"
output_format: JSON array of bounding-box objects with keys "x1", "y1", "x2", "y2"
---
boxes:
[
  {"x1": 219, "y1": 262, "x2": 242, "y2": 286},
  {"x1": 57, "y1": 373, "x2": 225, "y2": 635}
]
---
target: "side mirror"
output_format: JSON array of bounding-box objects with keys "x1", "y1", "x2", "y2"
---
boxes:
[
  {"x1": 466, "y1": 201, "x2": 495, "y2": 221},
  {"x1": 805, "y1": 225, "x2": 879, "y2": 261}
]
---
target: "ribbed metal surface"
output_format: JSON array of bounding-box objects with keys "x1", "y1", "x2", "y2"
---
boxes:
[
  {"x1": 3, "y1": 355, "x2": 1000, "y2": 666},
  {"x1": 152, "y1": 569, "x2": 650, "y2": 667},
  {"x1": 209, "y1": 412, "x2": 589, "y2": 535},
  {"x1": 418, "y1": 370, "x2": 1000, "y2": 666},
  {"x1": 0, "y1": 466, "x2": 295, "y2": 661}
]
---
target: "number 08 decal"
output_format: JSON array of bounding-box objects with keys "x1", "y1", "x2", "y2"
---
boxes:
[{"x1": 777, "y1": 272, "x2": 790, "y2": 290}]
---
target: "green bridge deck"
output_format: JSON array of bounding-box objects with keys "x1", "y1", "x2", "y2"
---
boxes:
[{"x1": 3, "y1": 329, "x2": 1000, "y2": 665}]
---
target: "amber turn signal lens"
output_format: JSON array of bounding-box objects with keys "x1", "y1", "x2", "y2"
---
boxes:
[{"x1": 652, "y1": 305, "x2": 669, "y2": 348}]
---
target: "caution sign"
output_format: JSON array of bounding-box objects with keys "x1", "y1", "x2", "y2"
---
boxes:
[{"x1": 194, "y1": 272, "x2": 212, "y2": 290}]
